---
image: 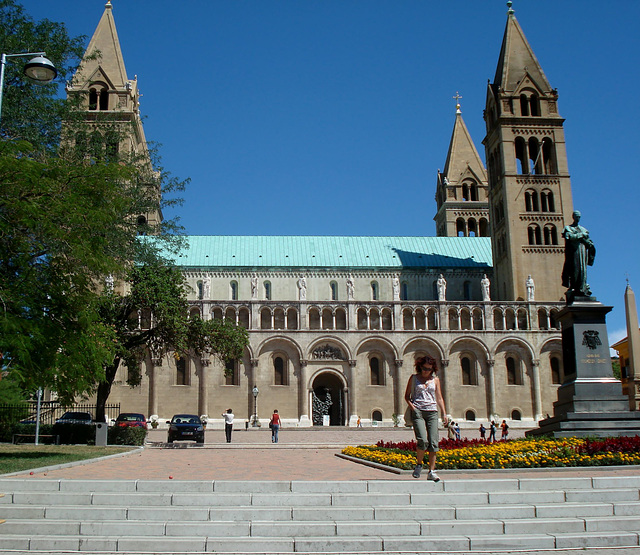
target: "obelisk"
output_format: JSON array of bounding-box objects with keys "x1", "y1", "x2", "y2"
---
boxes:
[{"x1": 624, "y1": 283, "x2": 640, "y2": 410}]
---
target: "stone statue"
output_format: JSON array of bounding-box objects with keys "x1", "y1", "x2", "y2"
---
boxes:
[
  {"x1": 481, "y1": 274, "x2": 490, "y2": 302},
  {"x1": 392, "y1": 276, "x2": 400, "y2": 300},
  {"x1": 202, "y1": 277, "x2": 211, "y2": 300},
  {"x1": 437, "y1": 274, "x2": 446, "y2": 301},
  {"x1": 526, "y1": 275, "x2": 535, "y2": 301},
  {"x1": 561, "y1": 210, "x2": 595, "y2": 298},
  {"x1": 297, "y1": 276, "x2": 307, "y2": 301},
  {"x1": 346, "y1": 276, "x2": 354, "y2": 300},
  {"x1": 251, "y1": 275, "x2": 258, "y2": 299}
]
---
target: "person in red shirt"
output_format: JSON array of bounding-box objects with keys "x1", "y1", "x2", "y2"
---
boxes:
[{"x1": 270, "y1": 409, "x2": 281, "y2": 443}]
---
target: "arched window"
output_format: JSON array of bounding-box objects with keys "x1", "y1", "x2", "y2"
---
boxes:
[
  {"x1": 99, "y1": 88, "x2": 109, "y2": 110},
  {"x1": 176, "y1": 357, "x2": 189, "y2": 386},
  {"x1": 525, "y1": 189, "x2": 539, "y2": 212},
  {"x1": 370, "y1": 281, "x2": 379, "y2": 301},
  {"x1": 197, "y1": 281, "x2": 204, "y2": 300},
  {"x1": 335, "y1": 308, "x2": 347, "y2": 330},
  {"x1": 463, "y1": 281, "x2": 472, "y2": 301},
  {"x1": 551, "y1": 356, "x2": 562, "y2": 384},
  {"x1": 230, "y1": 281, "x2": 238, "y2": 300},
  {"x1": 465, "y1": 410, "x2": 476, "y2": 421},
  {"x1": 462, "y1": 183, "x2": 469, "y2": 201},
  {"x1": 541, "y1": 189, "x2": 555, "y2": 212},
  {"x1": 456, "y1": 218, "x2": 466, "y2": 237},
  {"x1": 506, "y1": 356, "x2": 523, "y2": 385},
  {"x1": 274, "y1": 308, "x2": 286, "y2": 330},
  {"x1": 370, "y1": 356, "x2": 383, "y2": 386},
  {"x1": 468, "y1": 218, "x2": 477, "y2": 237},
  {"x1": 511, "y1": 409, "x2": 522, "y2": 420},
  {"x1": 403, "y1": 308, "x2": 414, "y2": 331},
  {"x1": 529, "y1": 137, "x2": 542, "y2": 174},
  {"x1": 274, "y1": 355, "x2": 287, "y2": 385},
  {"x1": 544, "y1": 224, "x2": 558, "y2": 245},
  {"x1": 260, "y1": 307, "x2": 272, "y2": 329},
  {"x1": 136, "y1": 215, "x2": 147, "y2": 236},
  {"x1": 371, "y1": 410, "x2": 383, "y2": 422},
  {"x1": 239, "y1": 308, "x2": 250, "y2": 328},
  {"x1": 330, "y1": 281, "x2": 338, "y2": 301},
  {"x1": 264, "y1": 281, "x2": 271, "y2": 300},
  {"x1": 287, "y1": 307, "x2": 299, "y2": 330},
  {"x1": 470, "y1": 183, "x2": 478, "y2": 201},
  {"x1": 515, "y1": 137, "x2": 528, "y2": 174},
  {"x1": 309, "y1": 308, "x2": 320, "y2": 330},
  {"x1": 401, "y1": 282, "x2": 408, "y2": 301},
  {"x1": 520, "y1": 94, "x2": 530, "y2": 116},
  {"x1": 542, "y1": 139, "x2": 557, "y2": 174},
  {"x1": 528, "y1": 224, "x2": 542, "y2": 245},
  {"x1": 225, "y1": 359, "x2": 239, "y2": 386},
  {"x1": 89, "y1": 88, "x2": 98, "y2": 111},
  {"x1": 357, "y1": 308, "x2": 368, "y2": 330},
  {"x1": 479, "y1": 218, "x2": 489, "y2": 237}
]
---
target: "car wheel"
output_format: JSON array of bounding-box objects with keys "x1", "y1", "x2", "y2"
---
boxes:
[{"x1": 196, "y1": 437, "x2": 204, "y2": 444}]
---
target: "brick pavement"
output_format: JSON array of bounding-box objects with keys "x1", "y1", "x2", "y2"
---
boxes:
[{"x1": 7, "y1": 426, "x2": 640, "y2": 481}]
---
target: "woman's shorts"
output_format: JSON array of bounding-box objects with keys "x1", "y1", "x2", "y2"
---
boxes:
[{"x1": 411, "y1": 409, "x2": 439, "y2": 452}]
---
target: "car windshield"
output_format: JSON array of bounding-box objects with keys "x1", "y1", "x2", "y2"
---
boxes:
[
  {"x1": 172, "y1": 415, "x2": 199, "y2": 424},
  {"x1": 61, "y1": 412, "x2": 91, "y2": 420}
]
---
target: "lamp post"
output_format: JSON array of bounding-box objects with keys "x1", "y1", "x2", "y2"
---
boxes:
[
  {"x1": 252, "y1": 385, "x2": 259, "y2": 427},
  {"x1": 0, "y1": 52, "x2": 57, "y2": 124}
]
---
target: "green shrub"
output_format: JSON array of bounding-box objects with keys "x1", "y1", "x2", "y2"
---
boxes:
[
  {"x1": 0, "y1": 423, "x2": 55, "y2": 443},
  {"x1": 108, "y1": 426, "x2": 147, "y2": 446}
]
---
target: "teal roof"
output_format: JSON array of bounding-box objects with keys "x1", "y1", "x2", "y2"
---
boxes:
[{"x1": 167, "y1": 236, "x2": 492, "y2": 270}]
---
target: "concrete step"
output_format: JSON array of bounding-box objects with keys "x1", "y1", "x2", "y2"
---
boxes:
[{"x1": 1, "y1": 477, "x2": 639, "y2": 553}]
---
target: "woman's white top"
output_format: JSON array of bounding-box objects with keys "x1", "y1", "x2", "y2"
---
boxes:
[
  {"x1": 412, "y1": 376, "x2": 437, "y2": 411},
  {"x1": 223, "y1": 413, "x2": 234, "y2": 424}
]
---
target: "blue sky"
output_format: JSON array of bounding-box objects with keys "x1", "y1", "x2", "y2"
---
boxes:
[{"x1": 26, "y1": 0, "x2": 640, "y2": 346}]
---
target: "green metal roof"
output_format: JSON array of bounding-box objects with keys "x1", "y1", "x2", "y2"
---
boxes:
[{"x1": 165, "y1": 236, "x2": 492, "y2": 270}]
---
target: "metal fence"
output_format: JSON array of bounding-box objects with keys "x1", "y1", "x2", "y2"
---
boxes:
[{"x1": 0, "y1": 402, "x2": 121, "y2": 426}]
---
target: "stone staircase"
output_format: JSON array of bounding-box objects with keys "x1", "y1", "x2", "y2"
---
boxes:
[{"x1": 1, "y1": 475, "x2": 639, "y2": 554}]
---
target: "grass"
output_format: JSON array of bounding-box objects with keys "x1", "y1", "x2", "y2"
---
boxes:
[{"x1": 0, "y1": 444, "x2": 134, "y2": 475}]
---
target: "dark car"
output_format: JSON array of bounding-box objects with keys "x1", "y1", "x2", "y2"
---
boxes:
[
  {"x1": 55, "y1": 411, "x2": 93, "y2": 425},
  {"x1": 114, "y1": 413, "x2": 148, "y2": 430},
  {"x1": 167, "y1": 414, "x2": 205, "y2": 444}
]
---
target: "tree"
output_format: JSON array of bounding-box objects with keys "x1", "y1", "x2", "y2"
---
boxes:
[{"x1": 95, "y1": 264, "x2": 249, "y2": 422}]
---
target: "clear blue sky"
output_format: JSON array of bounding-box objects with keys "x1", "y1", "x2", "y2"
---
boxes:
[{"x1": 26, "y1": 1, "x2": 640, "y2": 345}]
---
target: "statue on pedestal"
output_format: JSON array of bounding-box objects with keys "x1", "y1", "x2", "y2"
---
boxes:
[
  {"x1": 437, "y1": 274, "x2": 446, "y2": 301},
  {"x1": 481, "y1": 274, "x2": 491, "y2": 302},
  {"x1": 526, "y1": 275, "x2": 535, "y2": 302},
  {"x1": 561, "y1": 210, "x2": 595, "y2": 298}
]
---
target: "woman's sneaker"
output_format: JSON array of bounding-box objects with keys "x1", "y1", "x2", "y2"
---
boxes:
[
  {"x1": 427, "y1": 470, "x2": 440, "y2": 482},
  {"x1": 412, "y1": 464, "x2": 423, "y2": 479}
]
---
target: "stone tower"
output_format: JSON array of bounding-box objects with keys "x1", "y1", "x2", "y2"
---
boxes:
[
  {"x1": 65, "y1": 1, "x2": 161, "y2": 231},
  {"x1": 435, "y1": 100, "x2": 489, "y2": 238},
  {"x1": 483, "y1": 4, "x2": 573, "y2": 302}
]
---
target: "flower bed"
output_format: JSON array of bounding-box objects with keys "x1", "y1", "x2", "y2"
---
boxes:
[{"x1": 342, "y1": 436, "x2": 640, "y2": 470}]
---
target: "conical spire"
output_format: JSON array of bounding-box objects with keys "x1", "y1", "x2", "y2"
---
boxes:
[
  {"x1": 442, "y1": 108, "x2": 487, "y2": 184},
  {"x1": 73, "y1": 1, "x2": 129, "y2": 88},
  {"x1": 493, "y1": 9, "x2": 551, "y2": 92}
]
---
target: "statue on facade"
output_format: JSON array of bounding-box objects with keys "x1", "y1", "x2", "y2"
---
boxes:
[
  {"x1": 392, "y1": 275, "x2": 400, "y2": 300},
  {"x1": 561, "y1": 210, "x2": 595, "y2": 298},
  {"x1": 526, "y1": 275, "x2": 535, "y2": 301},
  {"x1": 437, "y1": 274, "x2": 447, "y2": 301},
  {"x1": 251, "y1": 275, "x2": 258, "y2": 299},
  {"x1": 297, "y1": 276, "x2": 307, "y2": 301},
  {"x1": 481, "y1": 274, "x2": 491, "y2": 302},
  {"x1": 202, "y1": 277, "x2": 211, "y2": 300},
  {"x1": 105, "y1": 274, "x2": 114, "y2": 292},
  {"x1": 346, "y1": 276, "x2": 355, "y2": 300}
]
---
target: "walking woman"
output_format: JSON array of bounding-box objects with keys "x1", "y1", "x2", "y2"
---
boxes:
[
  {"x1": 405, "y1": 355, "x2": 448, "y2": 481},
  {"x1": 270, "y1": 409, "x2": 281, "y2": 443}
]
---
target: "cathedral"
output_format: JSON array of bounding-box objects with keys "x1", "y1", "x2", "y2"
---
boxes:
[{"x1": 73, "y1": 2, "x2": 575, "y2": 429}]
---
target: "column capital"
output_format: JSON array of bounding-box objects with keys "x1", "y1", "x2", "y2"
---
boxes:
[
  {"x1": 394, "y1": 359, "x2": 403, "y2": 368},
  {"x1": 532, "y1": 359, "x2": 541, "y2": 367},
  {"x1": 440, "y1": 359, "x2": 450, "y2": 367},
  {"x1": 348, "y1": 359, "x2": 357, "y2": 367},
  {"x1": 250, "y1": 358, "x2": 259, "y2": 368},
  {"x1": 486, "y1": 359, "x2": 495, "y2": 367},
  {"x1": 200, "y1": 356, "x2": 210, "y2": 367},
  {"x1": 300, "y1": 359, "x2": 308, "y2": 367}
]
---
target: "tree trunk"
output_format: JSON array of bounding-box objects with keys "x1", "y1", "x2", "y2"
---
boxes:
[{"x1": 95, "y1": 359, "x2": 120, "y2": 422}]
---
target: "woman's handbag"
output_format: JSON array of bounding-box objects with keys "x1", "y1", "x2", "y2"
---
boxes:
[{"x1": 404, "y1": 406, "x2": 413, "y2": 427}]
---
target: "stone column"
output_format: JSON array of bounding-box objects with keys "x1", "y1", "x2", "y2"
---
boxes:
[
  {"x1": 298, "y1": 360, "x2": 311, "y2": 426},
  {"x1": 348, "y1": 359, "x2": 358, "y2": 426},
  {"x1": 394, "y1": 359, "x2": 404, "y2": 422},
  {"x1": 486, "y1": 359, "x2": 496, "y2": 420},
  {"x1": 198, "y1": 356, "x2": 210, "y2": 418},
  {"x1": 531, "y1": 358, "x2": 542, "y2": 421}
]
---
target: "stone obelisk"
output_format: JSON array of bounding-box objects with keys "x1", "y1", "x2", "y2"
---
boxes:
[{"x1": 624, "y1": 283, "x2": 640, "y2": 410}]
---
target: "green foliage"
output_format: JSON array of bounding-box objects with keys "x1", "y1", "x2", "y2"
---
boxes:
[
  {"x1": 611, "y1": 358, "x2": 621, "y2": 381},
  {"x1": 0, "y1": 422, "x2": 54, "y2": 443},
  {"x1": 0, "y1": 372, "x2": 29, "y2": 404},
  {"x1": 0, "y1": 0, "x2": 86, "y2": 151},
  {"x1": 107, "y1": 426, "x2": 147, "y2": 446}
]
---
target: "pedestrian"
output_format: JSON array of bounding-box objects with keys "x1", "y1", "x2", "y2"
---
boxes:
[
  {"x1": 404, "y1": 355, "x2": 448, "y2": 482},
  {"x1": 357, "y1": 416, "x2": 362, "y2": 428},
  {"x1": 454, "y1": 422, "x2": 461, "y2": 441},
  {"x1": 270, "y1": 409, "x2": 281, "y2": 443},
  {"x1": 489, "y1": 420, "x2": 497, "y2": 442},
  {"x1": 501, "y1": 419, "x2": 509, "y2": 440},
  {"x1": 222, "y1": 409, "x2": 234, "y2": 443},
  {"x1": 479, "y1": 423, "x2": 486, "y2": 439},
  {"x1": 447, "y1": 420, "x2": 456, "y2": 440}
]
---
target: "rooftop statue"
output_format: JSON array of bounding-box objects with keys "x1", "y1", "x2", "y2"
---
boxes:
[{"x1": 561, "y1": 210, "x2": 595, "y2": 299}]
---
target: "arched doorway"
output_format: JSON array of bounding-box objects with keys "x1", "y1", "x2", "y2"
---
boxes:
[{"x1": 311, "y1": 371, "x2": 345, "y2": 426}]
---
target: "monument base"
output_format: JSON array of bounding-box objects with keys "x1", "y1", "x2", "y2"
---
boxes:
[{"x1": 527, "y1": 298, "x2": 640, "y2": 438}]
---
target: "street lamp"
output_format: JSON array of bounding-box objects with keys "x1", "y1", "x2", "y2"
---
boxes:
[
  {"x1": 252, "y1": 385, "x2": 259, "y2": 427},
  {"x1": 0, "y1": 52, "x2": 57, "y2": 124}
]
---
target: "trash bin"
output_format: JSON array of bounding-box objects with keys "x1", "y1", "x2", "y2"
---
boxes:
[{"x1": 95, "y1": 422, "x2": 108, "y2": 446}]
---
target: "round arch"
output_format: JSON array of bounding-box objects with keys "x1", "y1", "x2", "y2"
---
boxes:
[
  {"x1": 306, "y1": 336, "x2": 353, "y2": 361},
  {"x1": 491, "y1": 336, "x2": 535, "y2": 362},
  {"x1": 354, "y1": 335, "x2": 399, "y2": 360},
  {"x1": 309, "y1": 368, "x2": 348, "y2": 426},
  {"x1": 256, "y1": 335, "x2": 304, "y2": 361},
  {"x1": 448, "y1": 336, "x2": 491, "y2": 361}
]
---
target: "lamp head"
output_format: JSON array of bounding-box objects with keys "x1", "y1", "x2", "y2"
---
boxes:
[{"x1": 23, "y1": 55, "x2": 57, "y2": 83}]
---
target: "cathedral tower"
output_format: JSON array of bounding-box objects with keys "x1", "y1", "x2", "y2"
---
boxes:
[
  {"x1": 483, "y1": 4, "x2": 573, "y2": 301},
  {"x1": 435, "y1": 100, "x2": 489, "y2": 238},
  {"x1": 66, "y1": 1, "x2": 161, "y2": 231}
]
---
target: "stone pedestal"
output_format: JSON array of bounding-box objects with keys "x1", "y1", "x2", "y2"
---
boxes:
[{"x1": 528, "y1": 297, "x2": 640, "y2": 438}]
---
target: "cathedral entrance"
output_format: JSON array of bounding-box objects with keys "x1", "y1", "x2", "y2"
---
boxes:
[{"x1": 311, "y1": 371, "x2": 345, "y2": 426}]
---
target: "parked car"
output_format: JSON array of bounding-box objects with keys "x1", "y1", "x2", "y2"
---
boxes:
[
  {"x1": 167, "y1": 414, "x2": 205, "y2": 444},
  {"x1": 114, "y1": 413, "x2": 148, "y2": 430},
  {"x1": 55, "y1": 411, "x2": 93, "y2": 425}
]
